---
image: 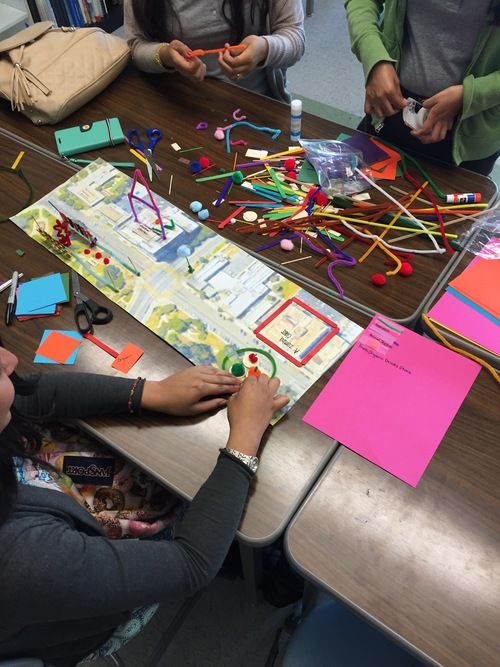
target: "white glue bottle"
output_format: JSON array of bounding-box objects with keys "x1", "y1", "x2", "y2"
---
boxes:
[{"x1": 290, "y1": 99, "x2": 302, "y2": 142}]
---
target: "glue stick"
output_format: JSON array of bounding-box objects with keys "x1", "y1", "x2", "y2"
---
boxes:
[
  {"x1": 290, "y1": 99, "x2": 302, "y2": 142},
  {"x1": 445, "y1": 193, "x2": 481, "y2": 204}
]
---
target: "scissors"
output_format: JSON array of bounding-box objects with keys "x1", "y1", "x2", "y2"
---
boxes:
[
  {"x1": 72, "y1": 270, "x2": 113, "y2": 335},
  {"x1": 127, "y1": 128, "x2": 163, "y2": 182}
]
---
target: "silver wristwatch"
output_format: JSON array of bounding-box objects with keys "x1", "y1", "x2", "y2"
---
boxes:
[{"x1": 223, "y1": 447, "x2": 259, "y2": 474}]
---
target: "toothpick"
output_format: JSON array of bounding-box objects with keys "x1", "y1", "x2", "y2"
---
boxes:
[
  {"x1": 168, "y1": 174, "x2": 173, "y2": 196},
  {"x1": 300, "y1": 237, "x2": 303, "y2": 254},
  {"x1": 232, "y1": 152, "x2": 238, "y2": 171},
  {"x1": 281, "y1": 255, "x2": 311, "y2": 265}
]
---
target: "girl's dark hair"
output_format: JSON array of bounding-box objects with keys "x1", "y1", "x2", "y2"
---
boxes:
[
  {"x1": 0, "y1": 365, "x2": 41, "y2": 526},
  {"x1": 131, "y1": 0, "x2": 269, "y2": 45}
]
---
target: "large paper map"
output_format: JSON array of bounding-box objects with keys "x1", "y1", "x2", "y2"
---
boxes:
[{"x1": 12, "y1": 159, "x2": 362, "y2": 419}]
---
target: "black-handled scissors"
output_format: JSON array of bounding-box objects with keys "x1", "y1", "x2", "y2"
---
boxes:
[{"x1": 72, "y1": 270, "x2": 113, "y2": 335}]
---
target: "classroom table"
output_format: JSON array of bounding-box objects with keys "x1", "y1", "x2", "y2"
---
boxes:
[
  {"x1": 285, "y1": 370, "x2": 500, "y2": 667},
  {"x1": 0, "y1": 65, "x2": 496, "y2": 326},
  {"x1": 0, "y1": 130, "x2": 371, "y2": 599}
]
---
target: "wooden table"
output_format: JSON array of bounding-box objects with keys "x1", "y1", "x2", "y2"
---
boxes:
[
  {"x1": 1, "y1": 65, "x2": 496, "y2": 325},
  {"x1": 0, "y1": 124, "x2": 370, "y2": 598},
  {"x1": 285, "y1": 371, "x2": 500, "y2": 667}
]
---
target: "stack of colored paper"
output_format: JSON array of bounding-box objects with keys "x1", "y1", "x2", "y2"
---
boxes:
[
  {"x1": 34, "y1": 330, "x2": 83, "y2": 364},
  {"x1": 428, "y1": 244, "x2": 500, "y2": 357},
  {"x1": 16, "y1": 273, "x2": 70, "y2": 320}
]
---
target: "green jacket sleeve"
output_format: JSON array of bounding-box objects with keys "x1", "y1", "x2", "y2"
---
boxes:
[
  {"x1": 462, "y1": 70, "x2": 500, "y2": 119},
  {"x1": 344, "y1": 0, "x2": 395, "y2": 81}
]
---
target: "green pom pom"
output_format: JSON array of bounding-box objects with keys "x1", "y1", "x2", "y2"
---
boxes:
[
  {"x1": 230, "y1": 362, "x2": 246, "y2": 377},
  {"x1": 232, "y1": 171, "x2": 244, "y2": 185}
]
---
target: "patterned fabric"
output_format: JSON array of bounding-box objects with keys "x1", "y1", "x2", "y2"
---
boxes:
[
  {"x1": 14, "y1": 423, "x2": 182, "y2": 539},
  {"x1": 14, "y1": 423, "x2": 185, "y2": 659}
]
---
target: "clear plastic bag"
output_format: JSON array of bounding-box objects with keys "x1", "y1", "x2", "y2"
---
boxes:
[
  {"x1": 458, "y1": 206, "x2": 500, "y2": 259},
  {"x1": 299, "y1": 139, "x2": 369, "y2": 196}
]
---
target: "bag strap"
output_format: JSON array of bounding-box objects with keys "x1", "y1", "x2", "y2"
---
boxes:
[{"x1": 0, "y1": 20, "x2": 53, "y2": 54}]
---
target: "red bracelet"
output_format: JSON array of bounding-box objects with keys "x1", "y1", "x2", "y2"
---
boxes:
[{"x1": 127, "y1": 377, "x2": 142, "y2": 414}]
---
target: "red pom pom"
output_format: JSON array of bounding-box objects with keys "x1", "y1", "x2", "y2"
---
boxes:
[
  {"x1": 199, "y1": 156, "x2": 210, "y2": 169},
  {"x1": 95, "y1": 251, "x2": 102, "y2": 259},
  {"x1": 399, "y1": 261, "x2": 413, "y2": 276},
  {"x1": 371, "y1": 273, "x2": 386, "y2": 286},
  {"x1": 286, "y1": 171, "x2": 297, "y2": 180},
  {"x1": 103, "y1": 257, "x2": 110, "y2": 265},
  {"x1": 315, "y1": 192, "x2": 330, "y2": 207},
  {"x1": 84, "y1": 248, "x2": 91, "y2": 255},
  {"x1": 284, "y1": 158, "x2": 296, "y2": 170}
]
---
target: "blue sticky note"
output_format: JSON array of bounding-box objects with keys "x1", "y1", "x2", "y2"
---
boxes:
[
  {"x1": 34, "y1": 330, "x2": 83, "y2": 365},
  {"x1": 16, "y1": 274, "x2": 67, "y2": 315},
  {"x1": 446, "y1": 287, "x2": 500, "y2": 326}
]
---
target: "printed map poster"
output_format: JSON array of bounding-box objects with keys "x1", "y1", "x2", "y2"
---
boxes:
[{"x1": 11, "y1": 159, "x2": 363, "y2": 421}]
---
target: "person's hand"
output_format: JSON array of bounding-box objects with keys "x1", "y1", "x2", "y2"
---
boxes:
[
  {"x1": 365, "y1": 61, "x2": 406, "y2": 117},
  {"x1": 141, "y1": 366, "x2": 241, "y2": 416},
  {"x1": 226, "y1": 374, "x2": 289, "y2": 456},
  {"x1": 159, "y1": 40, "x2": 206, "y2": 81},
  {"x1": 218, "y1": 36, "x2": 268, "y2": 80},
  {"x1": 411, "y1": 84, "x2": 463, "y2": 144}
]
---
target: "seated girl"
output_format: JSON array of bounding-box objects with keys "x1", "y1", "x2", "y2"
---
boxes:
[
  {"x1": 0, "y1": 342, "x2": 288, "y2": 664},
  {"x1": 124, "y1": 0, "x2": 305, "y2": 102}
]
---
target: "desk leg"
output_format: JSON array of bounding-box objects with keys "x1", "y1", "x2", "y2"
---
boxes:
[
  {"x1": 306, "y1": 0, "x2": 314, "y2": 17},
  {"x1": 239, "y1": 543, "x2": 263, "y2": 604}
]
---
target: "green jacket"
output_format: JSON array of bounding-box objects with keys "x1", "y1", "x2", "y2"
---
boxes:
[{"x1": 344, "y1": 0, "x2": 500, "y2": 164}]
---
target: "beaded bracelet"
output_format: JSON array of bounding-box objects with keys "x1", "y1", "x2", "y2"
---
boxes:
[{"x1": 127, "y1": 377, "x2": 143, "y2": 414}]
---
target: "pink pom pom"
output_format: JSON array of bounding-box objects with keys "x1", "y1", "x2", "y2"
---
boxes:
[
  {"x1": 371, "y1": 273, "x2": 386, "y2": 287},
  {"x1": 214, "y1": 128, "x2": 225, "y2": 141},
  {"x1": 280, "y1": 239, "x2": 295, "y2": 251}
]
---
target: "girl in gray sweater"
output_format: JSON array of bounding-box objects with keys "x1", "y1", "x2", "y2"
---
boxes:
[{"x1": 124, "y1": 0, "x2": 305, "y2": 102}]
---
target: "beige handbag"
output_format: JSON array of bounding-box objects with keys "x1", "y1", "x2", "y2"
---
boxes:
[{"x1": 0, "y1": 21, "x2": 129, "y2": 125}]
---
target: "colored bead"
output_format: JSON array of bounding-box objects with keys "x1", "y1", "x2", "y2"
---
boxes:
[
  {"x1": 248, "y1": 353, "x2": 258, "y2": 364},
  {"x1": 371, "y1": 273, "x2": 386, "y2": 286},
  {"x1": 247, "y1": 367, "x2": 261, "y2": 377},
  {"x1": 95, "y1": 252, "x2": 102, "y2": 259},
  {"x1": 84, "y1": 248, "x2": 91, "y2": 255},
  {"x1": 103, "y1": 257, "x2": 110, "y2": 265},
  {"x1": 230, "y1": 362, "x2": 246, "y2": 377},
  {"x1": 198, "y1": 209, "x2": 210, "y2": 221},
  {"x1": 190, "y1": 200, "x2": 203, "y2": 213}
]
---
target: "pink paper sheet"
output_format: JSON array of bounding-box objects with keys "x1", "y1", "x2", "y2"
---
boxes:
[
  {"x1": 428, "y1": 291, "x2": 500, "y2": 356},
  {"x1": 303, "y1": 315, "x2": 480, "y2": 486}
]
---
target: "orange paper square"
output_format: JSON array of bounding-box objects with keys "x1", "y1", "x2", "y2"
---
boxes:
[
  {"x1": 449, "y1": 258, "x2": 500, "y2": 319},
  {"x1": 111, "y1": 342, "x2": 144, "y2": 373},
  {"x1": 36, "y1": 331, "x2": 82, "y2": 364}
]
